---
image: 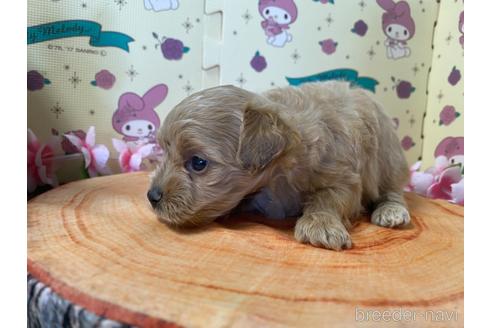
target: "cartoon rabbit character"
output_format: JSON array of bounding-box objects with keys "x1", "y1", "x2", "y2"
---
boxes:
[
  {"x1": 112, "y1": 84, "x2": 168, "y2": 143},
  {"x1": 377, "y1": 0, "x2": 415, "y2": 60},
  {"x1": 144, "y1": 0, "x2": 179, "y2": 12},
  {"x1": 459, "y1": 11, "x2": 464, "y2": 49},
  {"x1": 434, "y1": 136, "x2": 464, "y2": 167},
  {"x1": 259, "y1": 0, "x2": 298, "y2": 48}
]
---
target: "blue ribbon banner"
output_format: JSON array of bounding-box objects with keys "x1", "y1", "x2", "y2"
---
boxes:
[
  {"x1": 286, "y1": 69, "x2": 379, "y2": 93},
  {"x1": 27, "y1": 20, "x2": 134, "y2": 52}
]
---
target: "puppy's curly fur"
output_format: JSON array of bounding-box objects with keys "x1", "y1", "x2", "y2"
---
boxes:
[{"x1": 149, "y1": 81, "x2": 410, "y2": 250}]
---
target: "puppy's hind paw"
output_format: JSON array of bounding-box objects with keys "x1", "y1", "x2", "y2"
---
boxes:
[
  {"x1": 294, "y1": 215, "x2": 352, "y2": 251},
  {"x1": 371, "y1": 202, "x2": 410, "y2": 228}
]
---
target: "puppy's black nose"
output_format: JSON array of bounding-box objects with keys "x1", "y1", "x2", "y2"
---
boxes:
[{"x1": 147, "y1": 187, "x2": 163, "y2": 206}]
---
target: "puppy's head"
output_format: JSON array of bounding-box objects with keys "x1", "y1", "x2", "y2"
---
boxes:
[{"x1": 148, "y1": 85, "x2": 297, "y2": 227}]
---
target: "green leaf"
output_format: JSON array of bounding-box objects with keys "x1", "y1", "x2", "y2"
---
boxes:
[
  {"x1": 90, "y1": 80, "x2": 97, "y2": 86},
  {"x1": 44, "y1": 79, "x2": 51, "y2": 85},
  {"x1": 455, "y1": 112, "x2": 461, "y2": 118},
  {"x1": 81, "y1": 161, "x2": 90, "y2": 179},
  {"x1": 183, "y1": 46, "x2": 190, "y2": 53}
]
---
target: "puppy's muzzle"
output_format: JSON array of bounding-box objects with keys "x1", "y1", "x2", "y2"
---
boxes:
[{"x1": 147, "y1": 186, "x2": 163, "y2": 208}]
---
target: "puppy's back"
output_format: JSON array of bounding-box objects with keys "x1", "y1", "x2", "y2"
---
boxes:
[{"x1": 263, "y1": 81, "x2": 408, "y2": 201}]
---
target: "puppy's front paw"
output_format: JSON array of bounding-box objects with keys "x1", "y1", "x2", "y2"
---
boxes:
[
  {"x1": 371, "y1": 202, "x2": 410, "y2": 228},
  {"x1": 294, "y1": 215, "x2": 352, "y2": 250}
]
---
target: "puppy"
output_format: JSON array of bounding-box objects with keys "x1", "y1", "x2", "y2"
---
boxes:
[{"x1": 148, "y1": 81, "x2": 410, "y2": 250}]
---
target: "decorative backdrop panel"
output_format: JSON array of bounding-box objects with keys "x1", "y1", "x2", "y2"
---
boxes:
[{"x1": 27, "y1": 0, "x2": 464, "y2": 189}]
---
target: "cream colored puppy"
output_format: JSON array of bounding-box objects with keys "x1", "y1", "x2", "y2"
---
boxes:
[{"x1": 148, "y1": 82, "x2": 410, "y2": 250}]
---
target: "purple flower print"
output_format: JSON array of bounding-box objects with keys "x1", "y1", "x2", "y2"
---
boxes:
[
  {"x1": 152, "y1": 32, "x2": 190, "y2": 61},
  {"x1": 319, "y1": 39, "x2": 337, "y2": 55},
  {"x1": 161, "y1": 38, "x2": 190, "y2": 60},
  {"x1": 351, "y1": 20, "x2": 368, "y2": 36},
  {"x1": 439, "y1": 105, "x2": 460, "y2": 126},
  {"x1": 391, "y1": 77, "x2": 415, "y2": 99},
  {"x1": 27, "y1": 71, "x2": 44, "y2": 91},
  {"x1": 401, "y1": 136, "x2": 415, "y2": 151},
  {"x1": 396, "y1": 81, "x2": 414, "y2": 98},
  {"x1": 250, "y1": 51, "x2": 267, "y2": 72},
  {"x1": 27, "y1": 70, "x2": 50, "y2": 91},
  {"x1": 92, "y1": 70, "x2": 116, "y2": 89},
  {"x1": 448, "y1": 66, "x2": 461, "y2": 86},
  {"x1": 162, "y1": 38, "x2": 182, "y2": 59}
]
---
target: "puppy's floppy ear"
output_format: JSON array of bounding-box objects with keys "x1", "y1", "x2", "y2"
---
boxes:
[{"x1": 237, "y1": 99, "x2": 294, "y2": 171}]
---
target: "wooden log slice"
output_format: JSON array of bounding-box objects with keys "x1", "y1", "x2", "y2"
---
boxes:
[{"x1": 28, "y1": 172, "x2": 464, "y2": 327}]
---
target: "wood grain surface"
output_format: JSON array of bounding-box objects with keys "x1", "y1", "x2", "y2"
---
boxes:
[{"x1": 27, "y1": 172, "x2": 464, "y2": 327}]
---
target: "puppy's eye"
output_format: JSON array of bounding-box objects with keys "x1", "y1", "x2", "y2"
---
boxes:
[
  {"x1": 388, "y1": 27, "x2": 392, "y2": 33},
  {"x1": 125, "y1": 125, "x2": 131, "y2": 131},
  {"x1": 265, "y1": 9, "x2": 269, "y2": 15},
  {"x1": 284, "y1": 14, "x2": 288, "y2": 20},
  {"x1": 148, "y1": 124, "x2": 153, "y2": 130},
  {"x1": 404, "y1": 30, "x2": 408, "y2": 36},
  {"x1": 187, "y1": 155, "x2": 208, "y2": 172}
]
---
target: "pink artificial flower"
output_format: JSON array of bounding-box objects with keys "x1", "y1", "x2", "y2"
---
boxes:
[
  {"x1": 406, "y1": 156, "x2": 464, "y2": 206},
  {"x1": 405, "y1": 162, "x2": 420, "y2": 192},
  {"x1": 112, "y1": 139, "x2": 156, "y2": 173},
  {"x1": 409, "y1": 172, "x2": 434, "y2": 195},
  {"x1": 27, "y1": 129, "x2": 58, "y2": 192},
  {"x1": 425, "y1": 155, "x2": 450, "y2": 176},
  {"x1": 451, "y1": 178, "x2": 464, "y2": 205},
  {"x1": 64, "y1": 126, "x2": 110, "y2": 177},
  {"x1": 406, "y1": 159, "x2": 436, "y2": 195},
  {"x1": 427, "y1": 166, "x2": 462, "y2": 201},
  {"x1": 61, "y1": 130, "x2": 87, "y2": 154}
]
